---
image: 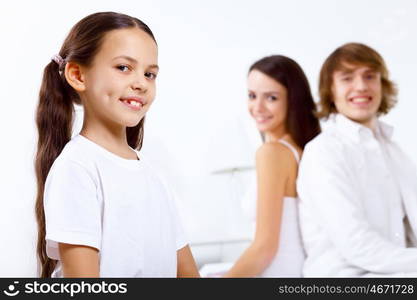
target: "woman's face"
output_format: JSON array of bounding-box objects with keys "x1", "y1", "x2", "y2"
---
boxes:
[
  {"x1": 79, "y1": 27, "x2": 159, "y2": 129},
  {"x1": 247, "y1": 70, "x2": 288, "y2": 137}
]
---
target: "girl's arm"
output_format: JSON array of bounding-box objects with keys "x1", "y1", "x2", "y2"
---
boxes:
[
  {"x1": 177, "y1": 245, "x2": 200, "y2": 277},
  {"x1": 223, "y1": 143, "x2": 292, "y2": 277},
  {"x1": 59, "y1": 243, "x2": 100, "y2": 277}
]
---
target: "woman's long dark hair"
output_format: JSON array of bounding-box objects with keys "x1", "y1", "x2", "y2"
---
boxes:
[
  {"x1": 249, "y1": 55, "x2": 321, "y2": 149},
  {"x1": 35, "y1": 12, "x2": 156, "y2": 277}
]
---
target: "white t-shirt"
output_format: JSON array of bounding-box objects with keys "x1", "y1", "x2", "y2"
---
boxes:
[{"x1": 44, "y1": 134, "x2": 187, "y2": 277}]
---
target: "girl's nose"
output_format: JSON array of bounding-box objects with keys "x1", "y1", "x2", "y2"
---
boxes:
[{"x1": 132, "y1": 74, "x2": 147, "y2": 93}]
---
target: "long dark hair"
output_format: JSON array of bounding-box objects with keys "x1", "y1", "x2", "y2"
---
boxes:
[
  {"x1": 35, "y1": 12, "x2": 156, "y2": 278},
  {"x1": 249, "y1": 55, "x2": 321, "y2": 149}
]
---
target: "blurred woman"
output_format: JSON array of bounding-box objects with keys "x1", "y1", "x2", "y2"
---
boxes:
[{"x1": 224, "y1": 55, "x2": 320, "y2": 277}]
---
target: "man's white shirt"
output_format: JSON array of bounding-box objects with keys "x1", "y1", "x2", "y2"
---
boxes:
[{"x1": 297, "y1": 113, "x2": 417, "y2": 277}]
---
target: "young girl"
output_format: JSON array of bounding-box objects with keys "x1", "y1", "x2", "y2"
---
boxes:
[
  {"x1": 35, "y1": 12, "x2": 199, "y2": 278},
  {"x1": 224, "y1": 55, "x2": 321, "y2": 277}
]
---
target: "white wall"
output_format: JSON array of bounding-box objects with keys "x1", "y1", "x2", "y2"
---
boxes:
[{"x1": 1, "y1": 0, "x2": 416, "y2": 276}]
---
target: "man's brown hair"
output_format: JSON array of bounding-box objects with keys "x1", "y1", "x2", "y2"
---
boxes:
[{"x1": 318, "y1": 42, "x2": 397, "y2": 119}]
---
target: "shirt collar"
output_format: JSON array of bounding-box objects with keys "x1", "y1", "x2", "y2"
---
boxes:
[
  {"x1": 377, "y1": 120, "x2": 394, "y2": 141},
  {"x1": 331, "y1": 113, "x2": 394, "y2": 143}
]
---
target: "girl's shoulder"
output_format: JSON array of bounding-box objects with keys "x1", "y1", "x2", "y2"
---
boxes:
[
  {"x1": 60, "y1": 136, "x2": 93, "y2": 161},
  {"x1": 49, "y1": 136, "x2": 98, "y2": 178}
]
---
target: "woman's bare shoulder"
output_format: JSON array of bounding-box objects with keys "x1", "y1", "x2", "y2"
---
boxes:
[{"x1": 255, "y1": 142, "x2": 296, "y2": 172}]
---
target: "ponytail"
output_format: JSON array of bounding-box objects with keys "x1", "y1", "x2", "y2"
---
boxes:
[{"x1": 35, "y1": 61, "x2": 75, "y2": 277}]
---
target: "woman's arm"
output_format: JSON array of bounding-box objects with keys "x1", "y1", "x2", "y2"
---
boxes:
[
  {"x1": 223, "y1": 143, "x2": 293, "y2": 277},
  {"x1": 177, "y1": 245, "x2": 200, "y2": 277},
  {"x1": 59, "y1": 243, "x2": 99, "y2": 277}
]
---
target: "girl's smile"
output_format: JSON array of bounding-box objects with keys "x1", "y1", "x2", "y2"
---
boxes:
[{"x1": 119, "y1": 96, "x2": 147, "y2": 111}]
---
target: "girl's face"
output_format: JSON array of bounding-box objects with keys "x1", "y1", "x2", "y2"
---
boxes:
[
  {"x1": 80, "y1": 27, "x2": 158, "y2": 129},
  {"x1": 247, "y1": 70, "x2": 288, "y2": 137}
]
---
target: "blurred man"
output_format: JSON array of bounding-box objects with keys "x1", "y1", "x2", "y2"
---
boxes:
[{"x1": 297, "y1": 42, "x2": 417, "y2": 277}]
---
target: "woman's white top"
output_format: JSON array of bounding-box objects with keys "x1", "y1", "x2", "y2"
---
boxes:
[
  {"x1": 242, "y1": 139, "x2": 305, "y2": 277},
  {"x1": 44, "y1": 134, "x2": 187, "y2": 277}
]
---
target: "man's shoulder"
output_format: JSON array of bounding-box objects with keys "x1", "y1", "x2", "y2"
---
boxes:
[{"x1": 304, "y1": 128, "x2": 345, "y2": 153}]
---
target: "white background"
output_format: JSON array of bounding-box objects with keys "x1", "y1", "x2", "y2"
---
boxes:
[{"x1": 1, "y1": 0, "x2": 416, "y2": 276}]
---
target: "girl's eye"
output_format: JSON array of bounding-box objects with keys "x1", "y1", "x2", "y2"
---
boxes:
[
  {"x1": 145, "y1": 72, "x2": 157, "y2": 79},
  {"x1": 248, "y1": 93, "x2": 256, "y2": 100},
  {"x1": 268, "y1": 95, "x2": 277, "y2": 101},
  {"x1": 116, "y1": 65, "x2": 130, "y2": 72},
  {"x1": 341, "y1": 77, "x2": 352, "y2": 82}
]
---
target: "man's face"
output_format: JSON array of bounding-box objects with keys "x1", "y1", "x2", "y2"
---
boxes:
[{"x1": 331, "y1": 63, "x2": 382, "y2": 129}]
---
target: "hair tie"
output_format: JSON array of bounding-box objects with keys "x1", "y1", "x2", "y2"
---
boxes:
[{"x1": 51, "y1": 54, "x2": 64, "y2": 67}]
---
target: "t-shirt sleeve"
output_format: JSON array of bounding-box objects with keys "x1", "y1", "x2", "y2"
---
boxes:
[
  {"x1": 44, "y1": 159, "x2": 102, "y2": 260},
  {"x1": 161, "y1": 178, "x2": 188, "y2": 251},
  {"x1": 171, "y1": 196, "x2": 188, "y2": 251}
]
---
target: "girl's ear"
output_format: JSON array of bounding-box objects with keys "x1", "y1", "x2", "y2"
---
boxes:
[{"x1": 64, "y1": 62, "x2": 86, "y2": 92}]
